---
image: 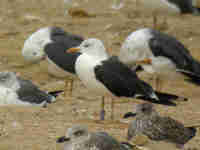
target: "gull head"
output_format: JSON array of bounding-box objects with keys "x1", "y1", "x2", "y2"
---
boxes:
[{"x1": 22, "y1": 27, "x2": 52, "y2": 63}]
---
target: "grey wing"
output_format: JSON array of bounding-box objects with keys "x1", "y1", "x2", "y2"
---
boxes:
[
  {"x1": 88, "y1": 132, "x2": 124, "y2": 150},
  {"x1": 16, "y1": 78, "x2": 52, "y2": 104},
  {"x1": 149, "y1": 29, "x2": 195, "y2": 71}
]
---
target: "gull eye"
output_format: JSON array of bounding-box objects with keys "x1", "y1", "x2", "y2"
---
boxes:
[
  {"x1": 0, "y1": 76, "x2": 7, "y2": 81},
  {"x1": 141, "y1": 107, "x2": 147, "y2": 112},
  {"x1": 74, "y1": 130, "x2": 84, "y2": 136},
  {"x1": 84, "y1": 43, "x2": 90, "y2": 48},
  {"x1": 32, "y1": 52, "x2": 37, "y2": 56}
]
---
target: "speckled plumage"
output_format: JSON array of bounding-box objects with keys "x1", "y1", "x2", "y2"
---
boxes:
[{"x1": 125, "y1": 103, "x2": 197, "y2": 148}]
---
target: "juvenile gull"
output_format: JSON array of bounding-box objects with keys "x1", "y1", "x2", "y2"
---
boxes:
[
  {"x1": 119, "y1": 28, "x2": 200, "y2": 91},
  {"x1": 67, "y1": 38, "x2": 183, "y2": 120},
  {"x1": 0, "y1": 71, "x2": 63, "y2": 107},
  {"x1": 22, "y1": 26, "x2": 83, "y2": 95},
  {"x1": 57, "y1": 124, "x2": 133, "y2": 150},
  {"x1": 124, "y1": 103, "x2": 197, "y2": 149}
]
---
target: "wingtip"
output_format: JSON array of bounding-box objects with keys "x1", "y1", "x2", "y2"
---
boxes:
[
  {"x1": 136, "y1": 95, "x2": 177, "y2": 106},
  {"x1": 123, "y1": 112, "x2": 137, "y2": 118},
  {"x1": 48, "y1": 90, "x2": 64, "y2": 97},
  {"x1": 155, "y1": 91, "x2": 188, "y2": 102}
]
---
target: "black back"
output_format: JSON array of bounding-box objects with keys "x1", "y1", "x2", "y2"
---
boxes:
[
  {"x1": 94, "y1": 56, "x2": 155, "y2": 98},
  {"x1": 50, "y1": 27, "x2": 84, "y2": 47},
  {"x1": 45, "y1": 42, "x2": 81, "y2": 74},
  {"x1": 149, "y1": 28, "x2": 200, "y2": 74},
  {"x1": 44, "y1": 27, "x2": 83, "y2": 74}
]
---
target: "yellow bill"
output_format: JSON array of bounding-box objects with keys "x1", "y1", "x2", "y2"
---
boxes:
[
  {"x1": 135, "y1": 58, "x2": 152, "y2": 65},
  {"x1": 66, "y1": 47, "x2": 80, "y2": 53}
]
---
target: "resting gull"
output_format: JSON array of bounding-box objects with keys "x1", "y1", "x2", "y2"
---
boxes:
[{"x1": 0, "y1": 71, "x2": 63, "y2": 107}]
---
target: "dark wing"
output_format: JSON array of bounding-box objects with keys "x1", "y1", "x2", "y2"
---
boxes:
[
  {"x1": 88, "y1": 132, "x2": 125, "y2": 150},
  {"x1": 44, "y1": 27, "x2": 83, "y2": 74},
  {"x1": 167, "y1": 0, "x2": 193, "y2": 13},
  {"x1": 16, "y1": 78, "x2": 52, "y2": 104},
  {"x1": 149, "y1": 29, "x2": 200, "y2": 74},
  {"x1": 44, "y1": 42, "x2": 81, "y2": 74},
  {"x1": 94, "y1": 56, "x2": 155, "y2": 98},
  {"x1": 50, "y1": 26, "x2": 84, "y2": 48}
]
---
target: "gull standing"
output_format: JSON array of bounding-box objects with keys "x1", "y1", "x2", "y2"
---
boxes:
[
  {"x1": 67, "y1": 38, "x2": 182, "y2": 120},
  {"x1": 22, "y1": 26, "x2": 83, "y2": 96},
  {"x1": 119, "y1": 28, "x2": 200, "y2": 91}
]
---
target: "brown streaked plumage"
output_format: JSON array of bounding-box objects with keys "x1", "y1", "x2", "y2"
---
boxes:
[{"x1": 124, "y1": 103, "x2": 197, "y2": 149}]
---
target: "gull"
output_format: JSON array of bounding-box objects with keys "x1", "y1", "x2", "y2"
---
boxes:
[
  {"x1": 0, "y1": 71, "x2": 63, "y2": 107},
  {"x1": 124, "y1": 103, "x2": 197, "y2": 149},
  {"x1": 57, "y1": 124, "x2": 134, "y2": 150},
  {"x1": 66, "y1": 38, "x2": 183, "y2": 120},
  {"x1": 22, "y1": 26, "x2": 83, "y2": 96},
  {"x1": 119, "y1": 28, "x2": 200, "y2": 91}
]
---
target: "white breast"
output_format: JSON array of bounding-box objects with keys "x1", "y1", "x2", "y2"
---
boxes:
[
  {"x1": 137, "y1": 56, "x2": 176, "y2": 75},
  {"x1": 75, "y1": 54, "x2": 111, "y2": 96},
  {"x1": 151, "y1": 56, "x2": 176, "y2": 73}
]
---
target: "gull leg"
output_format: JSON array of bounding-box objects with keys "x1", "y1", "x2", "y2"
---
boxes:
[
  {"x1": 111, "y1": 97, "x2": 115, "y2": 120},
  {"x1": 136, "y1": 0, "x2": 139, "y2": 8},
  {"x1": 100, "y1": 96, "x2": 106, "y2": 120},
  {"x1": 154, "y1": 76, "x2": 163, "y2": 92},
  {"x1": 68, "y1": 78, "x2": 74, "y2": 97},
  {"x1": 160, "y1": 15, "x2": 168, "y2": 30},
  {"x1": 64, "y1": 78, "x2": 74, "y2": 97},
  {"x1": 153, "y1": 12, "x2": 168, "y2": 30},
  {"x1": 153, "y1": 12, "x2": 158, "y2": 29},
  {"x1": 153, "y1": 75, "x2": 159, "y2": 91},
  {"x1": 156, "y1": 76, "x2": 159, "y2": 91}
]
